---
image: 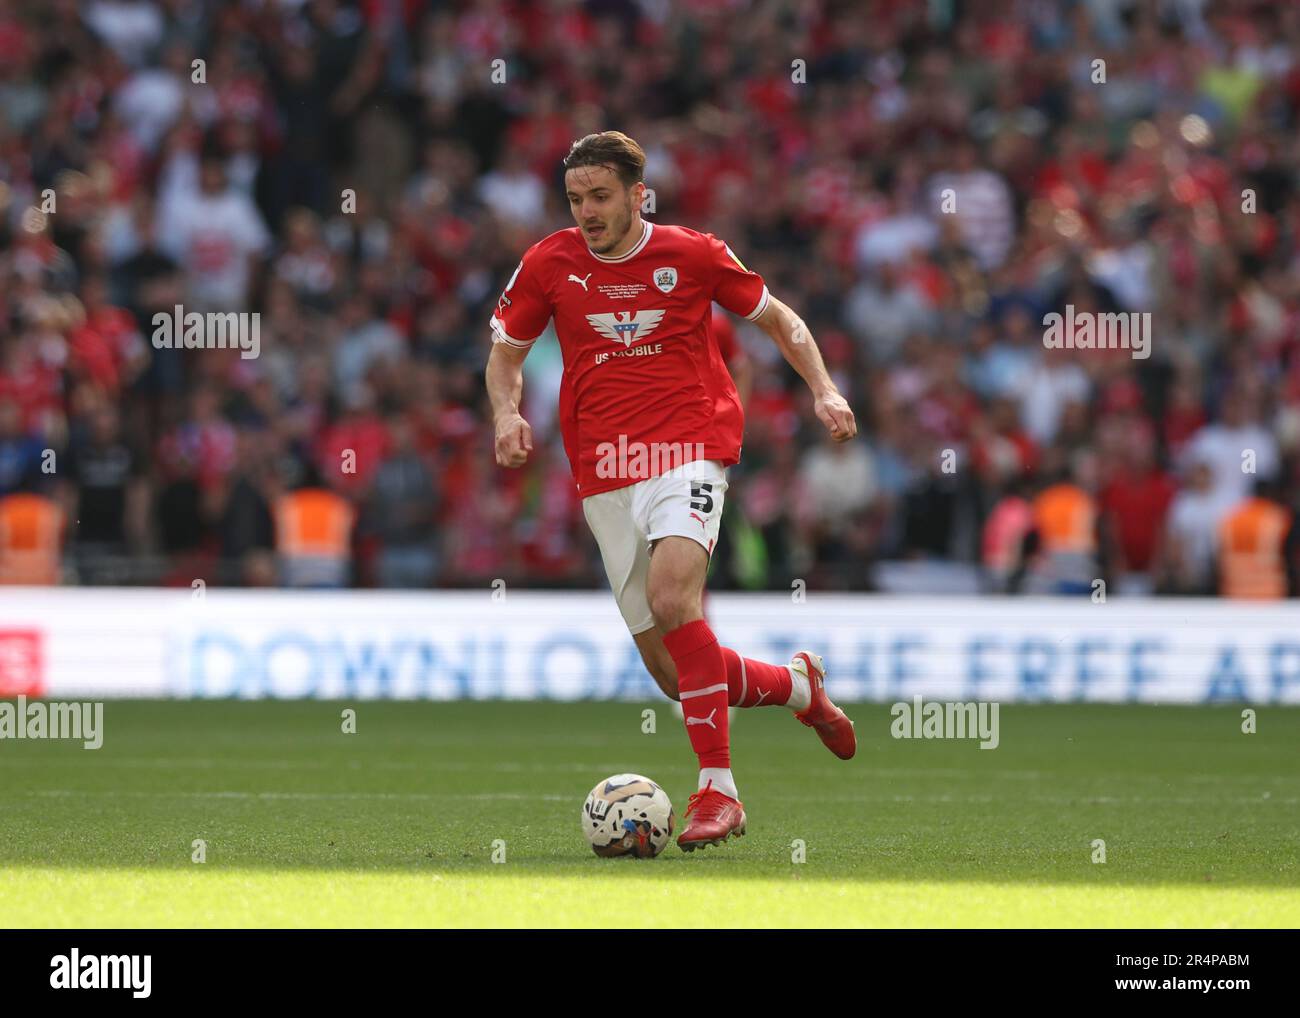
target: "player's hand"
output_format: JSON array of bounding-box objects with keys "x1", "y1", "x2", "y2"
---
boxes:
[
  {"x1": 494, "y1": 413, "x2": 533, "y2": 468},
  {"x1": 814, "y1": 391, "x2": 857, "y2": 442}
]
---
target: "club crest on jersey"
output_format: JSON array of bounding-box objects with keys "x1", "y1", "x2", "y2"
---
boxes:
[
  {"x1": 586, "y1": 310, "x2": 666, "y2": 348},
  {"x1": 653, "y1": 266, "x2": 678, "y2": 293}
]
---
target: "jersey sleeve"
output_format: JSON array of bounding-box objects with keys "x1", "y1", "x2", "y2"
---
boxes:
[
  {"x1": 489, "y1": 245, "x2": 552, "y2": 349},
  {"x1": 706, "y1": 234, "x2": 769, "y2": 322}
]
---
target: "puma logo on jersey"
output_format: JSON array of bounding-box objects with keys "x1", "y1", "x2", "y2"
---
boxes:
[
  {"x1": 686, "y1": 708, "x2": 717, "y2": 729},
  {"x1": 568, "y1": 273, "x2": 592, "y2": 291},
  {"x1": 586, "y1": 310, "x2": 666, "y2": 347},
  {"x1": 689, "y1": 511, "x2": 706, "y2": 529}
]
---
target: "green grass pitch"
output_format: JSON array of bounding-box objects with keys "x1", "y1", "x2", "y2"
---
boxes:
[{"x1": 1, "y1": 700, "x2": 1296, "y2": 927}]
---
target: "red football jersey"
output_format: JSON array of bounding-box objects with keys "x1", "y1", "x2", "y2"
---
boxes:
[
  {"x1": 490, "y1": 222, "x2": 768, "y2": 496},
  {"x1": 710, "y1": 304, "x2": 739, "y2": 364}
]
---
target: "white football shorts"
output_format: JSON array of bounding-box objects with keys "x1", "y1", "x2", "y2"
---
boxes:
[{"x1": 581, "y1": 459, "x2": 727, "y2": 634}]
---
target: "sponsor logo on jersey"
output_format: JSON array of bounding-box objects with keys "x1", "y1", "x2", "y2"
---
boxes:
[
  {"x1": 594, "y1": 343, "x2": 662, "y2": 365},
  {"x1": 586, "y1": 309, "x2": 666, "y2": 348},
  {"x1": 724, "y1": 245, "x2": 749, "y2": 272},
  {"x1": 495, "y1": 259, "x2": 522, "y2": 316},
  {"x1": 653, "y1": 266, "x2": 678, "y2": 293}
]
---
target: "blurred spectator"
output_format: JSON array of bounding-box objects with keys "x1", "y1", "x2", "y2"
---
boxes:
[
  {"x1": 477, "y1": 146, "x2": 547, "y2": 229},
  {"x1": 218, "y1": 428, "x2": 277, "y2": 573},
  {"x1": 274, "y1": 474, "x2": 354, "y2": 589},
  {"x1": 797, "y1": 430, "x2": 879, "y2": 588},
  {"x1": 1026, "y1": 455, "x2": 1104, "y2": 595},
  {"x1": 844, "y1": 262, "x2": 936, "y2": 363},
  {"x1": 1099, "y1": 425, "x2": 1176, "y2": 595},
  {"x1": 366, "y1": 415, "x2": 439, "y2": 588},
  {"x1": 1216, "y1": 479, "x2": 1298, "y2": 600},
  {"x1": 926, "y1": 139, "x2": 1015, "y2": 271},
  {"x1": 0, "y1": 485, "x2": 64, "y2": 584},
  {"x1": 982, "y1": 475, "x2": 1035, "y2": 593},
  {"x1": 332, "y1": 295, "x2": 404, "y2": 398},
  {"x1": 61, "y1": 401, "x2": 148, "y2": 584},
  {"x1": 1181, "y1": 386, "x2": 1280, "y2": 506},
  {"x1": 1158, "y1": 453, "x2": 1234, "y2": 596},
  {"x1": 157, "y1": 151, "x2": 270, "y2": 311},
  {"x1": 0, "y1": 398, "x2": 45, "y2": 496}
]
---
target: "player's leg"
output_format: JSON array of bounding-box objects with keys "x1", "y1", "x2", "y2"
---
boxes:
[
  {"x1": 634, "y1": 459, "x2": 855, "y2": 762},
  {"x1": 635, "y1": 623, "x2": 795, "y2": 712},
  {"x1": 636, "y1": 613, "x2": 854, "y2": 759},
  {"x1": 786, "y1": 651, "x2": 857, "y2": 760},
  {"x1": 582, "y1": 486, "x2": 668, "y2": 694},
  {"x1": 644, "y1": 533, "x2": 746, "y2": 850},
  {"x1": 645, "y1": 537, "x2": 719, "y2": 740},
  {"x1": 632, "y1": 627, "x2": 678, "y2": 701},
  {"x1": 719, "y1": 645, "x2": 799, "y2": 709},
  {"x1": 579, "y1": 481, "x2": 701, "y2": 705},
  {"x1": 636, "y1": 460, "x2": 748, "y2": 849},
  {"x1": 646, "y1": 536, "x2": 730, "y2": 792}
]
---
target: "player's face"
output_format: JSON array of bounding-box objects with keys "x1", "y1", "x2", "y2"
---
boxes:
[{"x1": 565, "y1": 165, "x2": 640, "y2": 255}]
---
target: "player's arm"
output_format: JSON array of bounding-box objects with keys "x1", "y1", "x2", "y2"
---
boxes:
[
  {"x1": 486, "y1": 339, "x2": 533, "y2": 468},
  {"x1": 753, "y1": 296, "x2": 857, "y2": 442},
  {"x1": 485, "y1": 248, "x2": 551, "y2": 469}
]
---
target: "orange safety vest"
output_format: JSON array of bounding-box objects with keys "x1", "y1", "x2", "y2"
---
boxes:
[
  {"x1": 1032, "y1": 484, "x2": 1097, "y2": 555},
  {"x1": 0, "y1": 493, "x2": 64, "y2": 584},
  {"x1": 274, "y1": 489, "x2": 354, "y2": 559},
  {"x1": 1218, "y1": 498, "x2": 1290, "y2": 599}
]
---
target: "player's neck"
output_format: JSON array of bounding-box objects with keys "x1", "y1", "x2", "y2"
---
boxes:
[{"x1": 595, "y1": 217, "x2": 647, "y2": 260}]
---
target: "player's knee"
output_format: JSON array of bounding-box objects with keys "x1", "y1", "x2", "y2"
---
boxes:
[{"x1": 647, "y1": 589, "x2": 695, "y2": 633}]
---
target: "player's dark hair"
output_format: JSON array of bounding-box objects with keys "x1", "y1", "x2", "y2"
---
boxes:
[{"x1": 562, "y1": 132, "x2": 646, "y2": 188}]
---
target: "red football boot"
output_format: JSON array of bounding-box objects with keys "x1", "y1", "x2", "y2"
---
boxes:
[
  {"x1": 676, "y1": 781, "x2": 746, "y2": 852},
  {"x1": 791, "y1": 651, "x2": 856, "y2": 760}
]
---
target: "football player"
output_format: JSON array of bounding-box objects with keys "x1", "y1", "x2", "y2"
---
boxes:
[{"x1": 485, "y1": 132, "x2": 857, "y2": 851}]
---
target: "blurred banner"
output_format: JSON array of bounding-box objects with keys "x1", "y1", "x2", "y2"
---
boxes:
[{"x1": 1, "y1": 590, "x2": 1298, "y2": 704}]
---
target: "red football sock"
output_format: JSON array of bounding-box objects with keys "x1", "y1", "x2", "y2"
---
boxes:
[
  {"x1": 662, "y1": 619, "x2": 730, "y2": 769},
  {"x1": 720, "y1": 646, "x2": 794, "y2": 708}
]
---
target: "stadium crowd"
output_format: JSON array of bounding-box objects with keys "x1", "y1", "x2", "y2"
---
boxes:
[{"x1": 1, "y1": 0, "x2": 1299, "y2": 596}]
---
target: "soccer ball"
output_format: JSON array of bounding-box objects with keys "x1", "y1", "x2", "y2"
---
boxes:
[{"x1": 581, "y1": 774, "x2": 675, "y2": 858}]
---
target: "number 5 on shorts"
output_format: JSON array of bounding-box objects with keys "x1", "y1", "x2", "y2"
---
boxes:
[{"x1": 690, "y1": 482, "x2": 714, "y2": 514}]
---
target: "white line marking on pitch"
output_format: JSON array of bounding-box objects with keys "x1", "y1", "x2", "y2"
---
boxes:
[{"x1": 18, "y1": 790, "x2": 572, "y2": 802}]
